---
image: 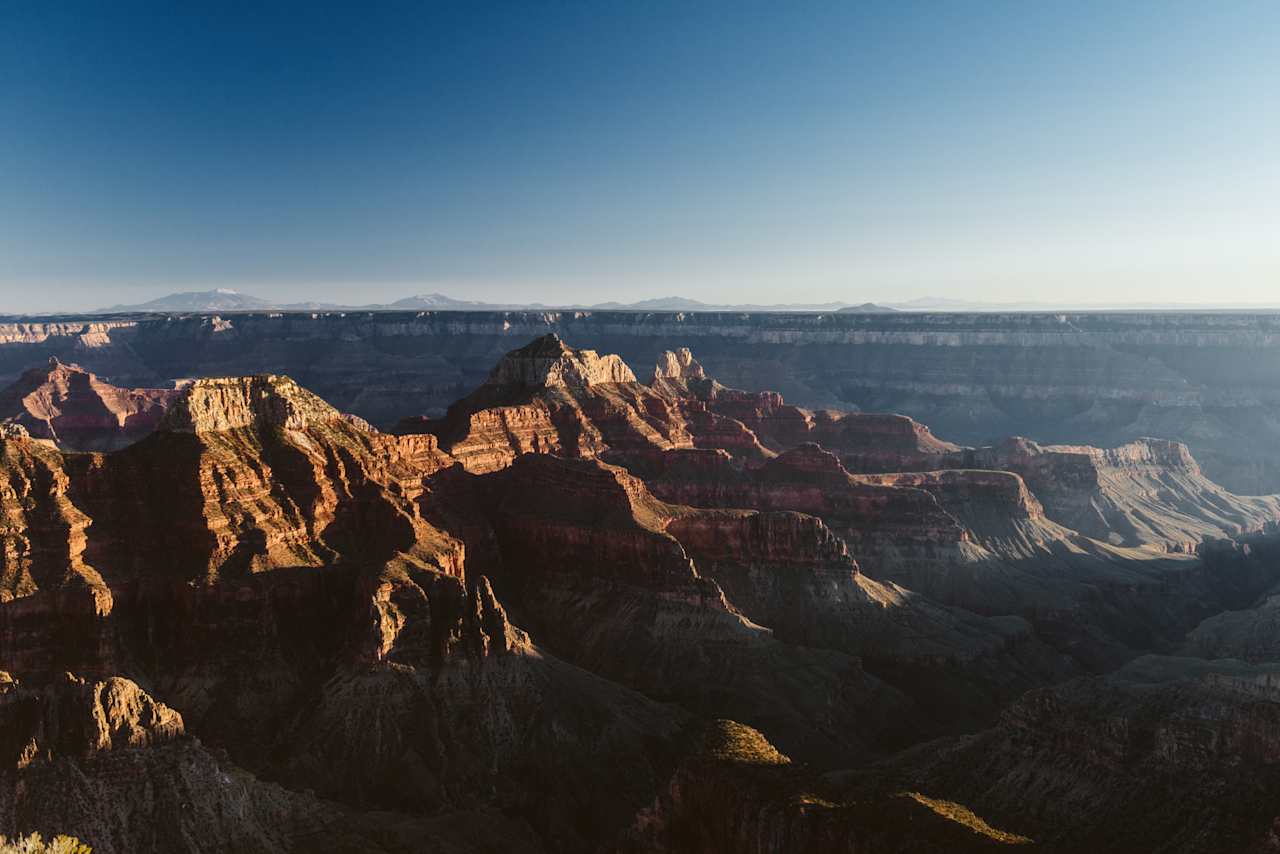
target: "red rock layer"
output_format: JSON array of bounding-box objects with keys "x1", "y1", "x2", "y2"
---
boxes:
[
  {"x1": 0, "y1": 373, "x2": 701, "y2": 853},
  {"x1": 416, "y1": 335, "x2": 693, "y2": 473},
  {"x1": 0, "y1": 358, "x2": 177, "y2": 452},
  {"x1": 426, "y1": 453, "x2": 930, "y2": 765}
]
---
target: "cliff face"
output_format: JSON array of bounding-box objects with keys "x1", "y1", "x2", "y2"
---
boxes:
[
  {"x1": 408, "y1": 334, "x2": 694, "y2": 473},
  {"x1": 0, "y1": 374, "x2": 699, "y2": 853},
  {"x1": 485, "y1": 333, "x2": 636, "y2": 388},
  {"x1": 870, "y1": 655, "x2": 1280, "y2": 852},
  {"x1": 0, "y1": 670, "x2": 549, "y2": 854},
  {"x1": 402, "y1": 338, "x2": 1280, "y2": 675},
  {"x1": 943, "y1": 436, "x2": 1280, "y2": 551},
  {"x1": 663, "y1": 507, "x2": 1073, "y2": 730},
  {"x1": 5, "y1": 332, "x2": 1280, "y2": 852},
  {"x1": 0, "y1": 359, "x2": 176, "y2": 452},
  {"x1": 617, "y1": 720, "x2": 1035, "y2": 854},
  {"x1": 426, "y1": 454, "x2": 929, "y2": 766},
  {"x1": 8, "y1": 310, "x2": 1280, "y2": 492}
]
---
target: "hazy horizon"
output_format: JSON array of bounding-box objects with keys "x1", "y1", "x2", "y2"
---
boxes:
[{"x1": 4, "y1": 1, "x2": 1279, "y2": 313}]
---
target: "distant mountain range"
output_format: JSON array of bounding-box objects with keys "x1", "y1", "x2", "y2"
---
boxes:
[
  {"x1": 91, "y1": 289, "x2": 1280, "y2": 316},
  {"x1": 93, "y1": 290, "x2": 899, "y2": 314},
  {"x1": 97, "y1": 289, "x2": 278, "y2": 313}
]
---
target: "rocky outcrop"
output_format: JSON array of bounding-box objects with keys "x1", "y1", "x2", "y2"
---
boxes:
[
  {"x1": 640, "y1": 444, "x2": 975, "y2": 570},
  {"x1": 414, "y1": 335, "x2": 690, "y2": 473},
  {"x1": 867, "y1": 655, "x2": 1280, "y2": 852},
  {"x1": 639, "y1": 442, "x2": 1280, "y2": 672},
  {"x1": 5, "y1": 336, "x2": 1280, "y2": 852},
  {"x1": 0, "y1": 373, "x2": 706, "y2": 853},
  {"x1": 663, "y1": 506, "x2": 1072, "y2": 729},
  {"x1": 488, "y1": 333, "x2": 636, "y2": 388},
  {"x1": 0, "y1": 359, "x2": 176, "y2": 452},
  {"x1": 653, "y1": 347, "x2": 706, "y2": 381},
  {"x1": 792, "y1": 411, "x2": 961, "y2": 473},
  {"x1": 160, "y1": 375, "x2": 340, "y2": 434},
  {"x1": 0, "y1": 672, "x2": 183, "y2": 763},
  {"x1": 940, "y1": 436, "x2": 1280, "y2": 551},
  {"x1": 618, "y1": 720, "x2": 1037, "y2": 853},
  {"x1": 0, "y1": 671, "x2": 548, "y2": 854},
  {"x1": 14, "y1": 309, "x2": 1280, "y2": 491},
  {"x1": 425, "y1": 453, "x2": 931, "y2": 765},
  {"x1": 398, "y1": 339, "x2": 1280, "y2": 678}
]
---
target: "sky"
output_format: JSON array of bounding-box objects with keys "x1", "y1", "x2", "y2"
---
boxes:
[{"x1": 2, "y1": 0, "x2": 1279, "y2": 313}]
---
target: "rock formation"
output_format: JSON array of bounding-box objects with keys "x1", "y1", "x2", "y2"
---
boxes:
[
  {"x1": 425, "y1": 453, "x2": 928, "y2": 765},
  {"x1": 618, "y1": 720, "x2": 1037, "y2": 853},
  {"x1": 939, "y1": 436, "x2": 1280, "y2": 551},
  {"x1": 0, "y1": 372, "x2": 693, "y2": 852},
  {"x1": 0, "y1": 359, "x2": 177, "y2": 452},
  {"x1": 404, "y1": 339, "x2": 1280, "y2": 675},
  {"x1": 409, "y1": 335, "x2": 688, "y2": 473},
  {"x1": 12, "y1": 309, "x2": 1280, "y2": 492},
  {"x1": 861, "y1": 655, "x2": 1280, "y2": 852},
  {"x1": 0, "y1": 334, "x2": 1279, "y2": 853}
]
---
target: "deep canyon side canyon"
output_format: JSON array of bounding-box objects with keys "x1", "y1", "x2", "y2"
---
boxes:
[{"x1": 4, "y1": 313, "x2": 1280, "y2": 851}]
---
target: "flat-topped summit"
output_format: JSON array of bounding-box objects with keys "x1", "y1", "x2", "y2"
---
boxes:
[
  {"x1": 161, "y1": 374, "x2": 342, "y2": 433},
  {"x1": 486, "y1": 333, "x2": 636, "y2": 389}
]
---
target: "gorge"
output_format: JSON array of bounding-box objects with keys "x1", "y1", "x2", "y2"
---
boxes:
[{"x1": 2, "y1": 318, "x2": 1280, "y2": 852}]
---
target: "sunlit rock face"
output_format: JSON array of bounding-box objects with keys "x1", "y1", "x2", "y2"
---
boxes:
[
  {"x1": 485, "y1": 333, "x2": 637, "y2": 388},
  {"x1": 7, "y1": 309, "x2": 1280, "y2": 491},
  {"x1": 3, "y1": 331, "x2": 1280, "y2": 853}
]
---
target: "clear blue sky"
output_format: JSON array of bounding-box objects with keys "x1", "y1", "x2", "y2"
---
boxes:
[{"x1": 3, "y1": 1, "x2": 1279, "y2": 312}]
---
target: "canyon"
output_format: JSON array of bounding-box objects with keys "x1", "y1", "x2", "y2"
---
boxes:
[
  {"x1": 5, "y1": 310, "x2": 1280, "y2": 493},
  {"x1": 2, "y1": 323, "x2": 1280, "y2": 851}
]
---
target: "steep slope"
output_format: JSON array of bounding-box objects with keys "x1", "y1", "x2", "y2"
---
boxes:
[
  {"x1": 407, "y1": 334, "x2": 691, "y2": 473},
  {"x1": 617, "y1": 720, "x2": 1035, "y2": 854},
  {"x1": 5, "y1": 338, "x2": 1280, "y2": 853},
  {"x1": 0, "y1": 670, "x2": 551, "y2": 854},
  {"x1": 425, "y1": 454, "x2": 926, "y2": 765},
  {"x1": 0, "y1": 376, "x2": 695, "y2": 854},
  {"x1": 14, "y1": 309, "x2": 1280, "y2": 493},
  {"x1": 644, "y1": 442, "x2": 1280, "y2": 670},
  {"x1": 943, "y1": 436, "x2": 1280, "y2": 551},
  {"x1": 662, "y1": 356, "x2": 1280, "y2": 556},
  {"x1": 663, "y1": 505, "x2": 1072, "y2": 728},
  {"x1": 403, "y1": 337, "x2": 1280, "y2": 672},
  {"x1": 0, "y1": 359, "x2": 176, "y2": 452},
  {"x1": 862, "y1": 655, "x2": 1280, "y2": 853}
]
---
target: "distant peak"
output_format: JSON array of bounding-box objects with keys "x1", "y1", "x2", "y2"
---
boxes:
[
  {"x1": 9, "y1": 357, "x2": 91, "y2": 390},
  {"x1": 515, "y1": 333, "x2": 573, "y2": 356},
  {"x1": 835, "y1": 302, "x2": 898, "y2": 314},
  {"x1": 487, "y1": 334, "x2": 636, "y2": 389},
  {"x1": 95, "y1": 289, "x2": 273, "y2": 313}
]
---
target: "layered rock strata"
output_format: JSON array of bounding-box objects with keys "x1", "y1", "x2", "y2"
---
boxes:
[
  {"x1": 0, "y1": 359, "x2": 177, "y2": 452},
  {"x1": 10, "y1": 309, "x2": 1280, "y2": 492}
]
